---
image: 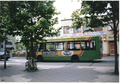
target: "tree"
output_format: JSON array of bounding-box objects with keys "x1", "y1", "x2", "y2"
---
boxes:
[
  {"x1": 0, "y1": 1, "x2": 10, "y2": 69},
  {"x1": 0, "y1": 1, "x2": 9, "y2": 43},
  {"x1": 5, "y1": 1, "x2": 60, "y2": 54},
  {"x1": 1, "y1": 1, "x2": 61, "y2": 71},
  {"x1": 71, "y1": 1, "x2": 119, "y2": 74}
]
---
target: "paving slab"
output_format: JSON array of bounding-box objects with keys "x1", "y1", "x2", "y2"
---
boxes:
[{"x1": 0, "y1": 56, "x2": 119, "y2": 82}]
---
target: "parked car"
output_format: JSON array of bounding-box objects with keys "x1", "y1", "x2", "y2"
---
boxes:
[{"x1": 0, "y1": 51, "x2": 10, "y2": 60}]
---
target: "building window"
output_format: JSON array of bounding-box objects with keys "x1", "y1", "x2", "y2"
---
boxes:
[
  {"x1": 94, "y1": 27, "x2": 103, "y2": 31},
  {"x1": 73, "y1": 27, "x2": 81, "y2": 33},
  {"x1": 83, "y1": 25, "x2": 91, "y2": 31},
  {"x1": 63, "y1": 26, "x2": 69, "y2": 34},
  {"x1": 1, "y1": 45, "x2": 3, "y2": 48},
  {"x1": 108, "y1": 22, "x2": 113, "y2": 31}
]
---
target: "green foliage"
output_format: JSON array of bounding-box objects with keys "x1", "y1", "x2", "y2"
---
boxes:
[
  {"x1": 71, "y1": 1, "x2": 119, "y2": 32},
  {"x1": 0, "y1": 2, "x2": 9, "y2": 42},
  {"x1": 0, "y1": 1, "x2": 61, "y2": 60},
  {"x1": 1, "y1": 1, "x2": 61, "y2": 48},
  {"x1": 0, "y1": 24, "x2": 5, "y2": 42}
]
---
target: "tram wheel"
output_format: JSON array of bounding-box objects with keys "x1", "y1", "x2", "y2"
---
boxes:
[
  {"x1": 37, "y1": 56, "x2": 43, "y2": 62},
  {"x1": 71, "y1": 55, "x2": 79, "y2": 62}
]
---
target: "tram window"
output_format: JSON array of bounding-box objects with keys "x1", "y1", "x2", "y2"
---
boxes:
[
  {"x1": 68, "y1": 42, "x2": 74, "y2": 50},
  {"x1": 67, "y1": 41, "x2": 80, "y2": 50},
  {"x1": 37, "y1": 43, "x2": 43, "y2": 51},
  {"x1": 46, "y1": 43, "x2": 55, "y2": 51},
  {"x1": 81, "y1": 41, "x2": 89, "y2": 50},
  {"x1": 75, "y1": 42, "x2": 80, "y2": 50},
  {"x1": 90, "y1": 40, "x2": 96, "y2": 50},
  {"x1": 64, "y1": 42, "x2": 67, "y2": 50},
  {"x1": 56, "y1": 42, "x2": 63, "y2": 50}
]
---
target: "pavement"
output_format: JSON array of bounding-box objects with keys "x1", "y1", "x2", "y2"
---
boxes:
[{"x1": 0, "y1": 56, "x2": 119, "y2": 83}]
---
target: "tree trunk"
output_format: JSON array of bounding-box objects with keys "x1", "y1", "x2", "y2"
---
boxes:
[
  {"x1": 31, "y1": 37, "x2": 34, "y2": 58},
  {"x1": 111, "y1": 1, "x2": 119, "y2": 74},
  {"x1": 113, "y1": 22, "x2": 118, "y2": 74}
]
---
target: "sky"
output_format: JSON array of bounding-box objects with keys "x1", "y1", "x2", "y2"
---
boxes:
[{"x1": 53, "y1": 0, "x2": 81, "y2": 29}]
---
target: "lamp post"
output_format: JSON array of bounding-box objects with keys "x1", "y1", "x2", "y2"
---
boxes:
[{"x1": 4, "y1": 28, "x2": 6, "y2": 69}]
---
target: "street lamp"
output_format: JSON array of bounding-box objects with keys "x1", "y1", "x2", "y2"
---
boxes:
[
  {"x1": 4, "y1": 26, "x2": 7, "y2": 69},
  {"x1": 103, "y1": 35, "x2": 106, "y2": 42}
]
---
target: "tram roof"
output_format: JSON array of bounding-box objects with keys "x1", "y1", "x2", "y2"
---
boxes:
[{"x1": 37, "y1": 35, "x2": 100, "y2": 43}]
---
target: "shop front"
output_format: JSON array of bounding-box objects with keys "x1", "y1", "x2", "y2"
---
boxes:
[{"x1": 103, "y1": 34, "x2": 119, "y2": 56}]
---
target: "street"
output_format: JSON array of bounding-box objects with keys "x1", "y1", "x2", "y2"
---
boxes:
[{"x1": 0, "y1": 56, "x2": 119, "y2": 82}]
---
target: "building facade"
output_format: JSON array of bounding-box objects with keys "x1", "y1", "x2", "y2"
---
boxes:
[
  {"x1": 60, "y1": 19, "x2": 119, "y2": 56},
  {"x1": 102, "y1": 25, "x2": 119, "y2": 56}
]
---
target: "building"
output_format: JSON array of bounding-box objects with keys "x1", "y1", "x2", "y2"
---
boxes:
[
  {"x1": 102, "y1": 24, "x2": 119, "y2": 56},
  {"x1": 0, "y1": 35, "x2": 15, "y2": 52},
  {"x1": 60, "y1": 19, "x2": 119, "y2": 56}
]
